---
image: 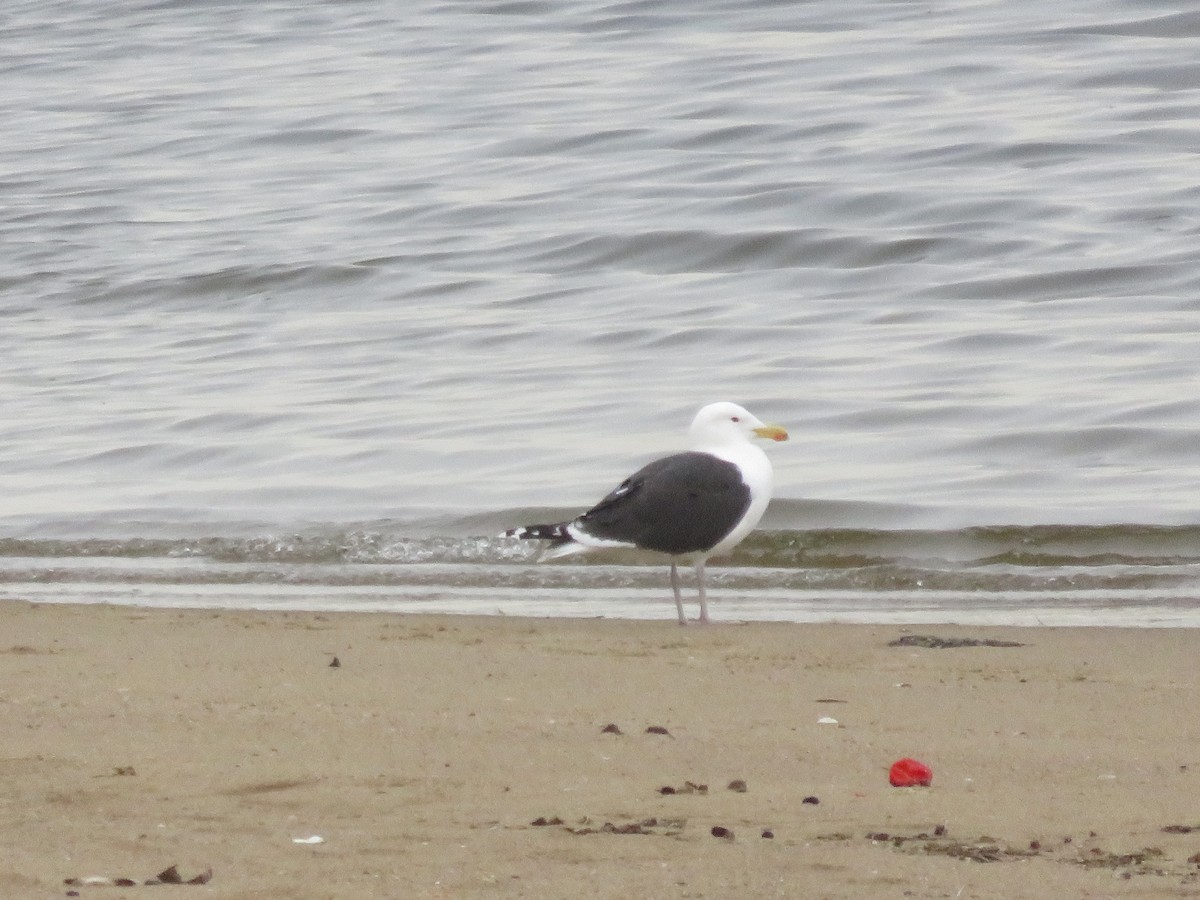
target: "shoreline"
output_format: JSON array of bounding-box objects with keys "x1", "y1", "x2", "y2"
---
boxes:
[
  {"x1": 3, "y1": 601, "x2": 1199, "y2": 898},
  {"x1": 6, "y1": 592, "x2": 1200, "y2": 629}
]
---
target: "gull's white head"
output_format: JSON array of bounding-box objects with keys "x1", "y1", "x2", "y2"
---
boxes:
[{"x1": 688, "y1": 401, "x2": 788, "y2": 449}]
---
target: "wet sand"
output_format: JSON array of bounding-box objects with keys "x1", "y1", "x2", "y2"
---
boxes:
[{"x1": 3, "y1": 601, "x2": 1199, "y2": 898}]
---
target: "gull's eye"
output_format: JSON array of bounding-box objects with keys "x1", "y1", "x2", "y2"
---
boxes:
[{"x1": 731, "y1": 416, "x2": 741, "y2": 423}]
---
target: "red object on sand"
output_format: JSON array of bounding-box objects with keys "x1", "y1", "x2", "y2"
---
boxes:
[{"x1": 889, "y1": 757, "x2": 933, "y2": 787}]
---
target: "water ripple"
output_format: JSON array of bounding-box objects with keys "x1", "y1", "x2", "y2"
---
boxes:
[{"x1": 2, "y1": 0, "x2": 1199, "y2": 543}]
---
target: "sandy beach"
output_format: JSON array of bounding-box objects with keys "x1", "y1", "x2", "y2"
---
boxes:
[{"x1": 3, "y1": 601, "x2": 1200, "y2": 899}]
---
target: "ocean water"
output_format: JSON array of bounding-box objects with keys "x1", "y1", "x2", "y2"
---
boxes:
[{"x1": 3, "y1": 0, "x2": 1200, "y2": 624}]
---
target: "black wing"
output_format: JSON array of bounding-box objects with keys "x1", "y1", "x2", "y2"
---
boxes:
[{"x1": 574, "y1": 451, "x2": 751, "y2": 556}]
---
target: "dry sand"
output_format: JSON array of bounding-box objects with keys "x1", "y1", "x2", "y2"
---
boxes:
[{"x1": 2, "y1": 600, "x2": 1200, "y2": 898}]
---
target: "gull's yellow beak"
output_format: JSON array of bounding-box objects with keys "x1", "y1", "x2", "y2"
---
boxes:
[{"x1": 753, "y1": 424, "x2": 789, "y2": 442}]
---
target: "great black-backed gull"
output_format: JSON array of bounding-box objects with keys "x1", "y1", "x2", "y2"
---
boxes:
[{"x1": 504, "y1": 401, "x2": 787, "y2": 624}]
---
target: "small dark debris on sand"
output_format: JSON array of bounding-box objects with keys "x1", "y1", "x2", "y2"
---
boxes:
[
  {"x1": 149, "y1": 865, "x2": 213, "y2": 885},
  {"x1": 563, "y1": 816, "x2": 686, "y2": 836},
  {"x1": 600, "y1": 723, "x2": 623, "y2": 734},
  {"x1": 1075, "y1": 847, "x2": 1166, "y2": 873},
  {"x1": 152, "y1": 865, "x2": 185, "y2": 884},
  {"x1": 826, "y1": 827, "x2": 1182, "y2": 876},
  {"x1": 659, "y1": 781, "x2": 708, "y2": 795},
  {"x1": 858, "y1": 830, "x2": 1028, "y2": 863},
  {"x1": 727, "y1": 779, "x2": 748, "y2": 793},
  {"x1": 710, "y1": 826, "x2": 734, "y2": 841},
  {"x1": 65, "y1": 864, "x2": 212, "y2": 888},
  {"x1": 645, "y1": 725, "x2": 671, "y2": 736},
  {"x1": 889, "y1": 635, "x2": 1025, "y2": 649}
]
